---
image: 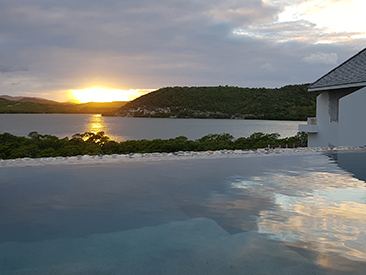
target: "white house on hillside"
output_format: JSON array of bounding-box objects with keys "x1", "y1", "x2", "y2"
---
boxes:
[{"x1": 299, "y1": 48, "x2": 366, "y2": 147}]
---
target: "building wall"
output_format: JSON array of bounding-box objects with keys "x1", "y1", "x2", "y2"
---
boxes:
[
  {"x1": 338, "y1": 87, "x2": 366, "y2": 146},
  {"x1": 307, "y1": 87, "x2": 366, "y2": 147},
  {"x1": 308, "y1": 92, "x2": 339, "y2": 147}
]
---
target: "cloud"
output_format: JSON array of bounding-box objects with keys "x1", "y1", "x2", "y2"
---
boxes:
[
  {"x1": 233, "y1": 19, "x2": 320, "y2": 43},
  {"x1": 0, "y1": 0, "x2": 365, "y2": 101},
  {"x1": 0, "y1": 65, "x2": 28, "y2": 73},
  {"x1": 208, "y1": 0, "x2": 280, "y2": 25},
  {"x1": 260, "y1": 63, "x2": 275, "y2": 71},
  {"x1": 301, "y1": 52, "x2": 338, "y2": 65}
]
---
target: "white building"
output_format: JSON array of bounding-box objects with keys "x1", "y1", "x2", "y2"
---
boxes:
[{"x1": 299, "y1": 48, "x2": 366, "y2": 147}]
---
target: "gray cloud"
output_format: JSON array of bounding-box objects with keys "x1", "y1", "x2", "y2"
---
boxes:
[
  {"x1": 301, "y1": 52, "x2": 338, "y2": 65},
  {"x1": 260, "y1": 62, "x2": 275, "y2": 71},
  {"x1": 0, "y1": 65, "x2": 28, "y2": 73}
]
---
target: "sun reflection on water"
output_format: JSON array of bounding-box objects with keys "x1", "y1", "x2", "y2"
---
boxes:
[
  {"x1": 88, "y1": 114, "x2": 104, "y2": 134},
  {"x1": 85, "y1": 114, "x2": 122, "y2": 142}
]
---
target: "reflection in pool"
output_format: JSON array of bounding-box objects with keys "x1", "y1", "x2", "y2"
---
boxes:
[
  {"x1": 231, "y1": 168, "x2": 366, "y2": 261},
  {"x1": 327, "y1": 150, "x2": 366, "y2": 182},
  {"x1": 0, "y1": 151, "x2": 366, "y2": 274}
]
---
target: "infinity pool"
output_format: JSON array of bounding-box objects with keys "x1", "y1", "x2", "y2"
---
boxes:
[{"x1": 1, "y1": 150, "x2": 366, "y2": 274}]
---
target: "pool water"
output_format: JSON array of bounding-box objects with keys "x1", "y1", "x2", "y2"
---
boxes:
[{"x1": 1, "y1": 151, "x2": 366, "y2": 274}]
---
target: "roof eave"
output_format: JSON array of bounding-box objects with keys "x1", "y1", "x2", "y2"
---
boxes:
[{"x1": 308, "y1": 82, "x2": 366, "y2": 92}]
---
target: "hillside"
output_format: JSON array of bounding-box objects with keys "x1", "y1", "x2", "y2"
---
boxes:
[
  {"x1": 115, "y1": 84, "x2": 317, "y2": 120},
  {"x1": 0, "y1": 95, "x2": 61, "y2": 105},
  {"x1": 0, "y1": 97, "x2": 127, "y2": 114}
]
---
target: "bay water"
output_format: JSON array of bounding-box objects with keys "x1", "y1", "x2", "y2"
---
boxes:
[{"x1": 0, "y1": 114, "x2": 303, "y2": 141}]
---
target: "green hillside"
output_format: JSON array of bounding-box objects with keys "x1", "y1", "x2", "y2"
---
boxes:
[{"x1": 115, "y1": 84, "x2": 317, "y2": 120}]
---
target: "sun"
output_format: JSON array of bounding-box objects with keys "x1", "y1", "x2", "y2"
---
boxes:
[{"x1": 69, "y1": 87, "x2": 154, "y2": 103}]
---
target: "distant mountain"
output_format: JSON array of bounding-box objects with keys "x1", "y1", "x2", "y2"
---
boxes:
[
  {"x1": 0, "y1": 95, "x2": 60, "y2": 105},
  {"x1": 115, "y1": 84, "x2": 317, "y2": 120},
  {"x1": 0, "y1": 95, "x2": 25, "y2": 101},
  {"x1": 0, "y1": 96, "x2": 128, "y2": 114}
]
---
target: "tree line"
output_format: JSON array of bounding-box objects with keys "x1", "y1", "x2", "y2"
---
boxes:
[{"x1": 0, "y1": 131, "x2": 308, "y2": 160}]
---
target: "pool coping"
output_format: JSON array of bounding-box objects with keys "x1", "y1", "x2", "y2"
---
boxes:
[{"x1": 2, "y1": 146, "x2": 366, "y2": 168}]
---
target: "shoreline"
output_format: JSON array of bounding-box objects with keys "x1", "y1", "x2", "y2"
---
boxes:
[{"x1": 2, "y1": 146, "x2": 365, "y2": 168}]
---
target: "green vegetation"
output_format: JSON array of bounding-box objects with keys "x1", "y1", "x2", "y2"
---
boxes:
[
  {"x1": 0, "y1": 131, "x2": 308, "y2": 160},
  {"x1": 0, "y1": 98, "x2": 127, "y2": 114},
  {"x1": 116, "y1": 84, "x2": 317, "y2": 120}
]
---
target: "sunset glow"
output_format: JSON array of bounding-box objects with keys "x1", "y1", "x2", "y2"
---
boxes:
[
  {"x1": 69, "y1": 87, "x2": 154, "y2": 103},
  {"x1": 278, "y1": 0, "x2": 366, "y2": 35},
  {"x1": 233, "y1": 0, "x2": 366, "y2": 43}
]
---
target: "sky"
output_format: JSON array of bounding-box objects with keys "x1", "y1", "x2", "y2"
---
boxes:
[{"x1": 0, "y1": 0, "x2": 365, "y2": 102}]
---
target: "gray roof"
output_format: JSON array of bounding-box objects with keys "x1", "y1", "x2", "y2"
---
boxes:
[{"x1": 308, "y1": 48, "x2": 366, "y2": 91}]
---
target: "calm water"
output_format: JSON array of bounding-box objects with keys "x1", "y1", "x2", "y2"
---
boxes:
[
  {"x1": 0, "y1": 114, "x2": 303, "y2": 141},
  {"x1": 1, "y1": 151, "x2": 366, "y2": 274}
]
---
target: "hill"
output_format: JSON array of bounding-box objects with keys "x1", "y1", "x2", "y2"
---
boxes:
[
  {"x1": 0, "y1": 97, "x2": 127, "y2": 114},
  {"x1": 0, "y1": 95, "x2": 61, "y2": 105},
  {"x1": 115, "y1": 84, "x2": 317, "y2": 120}
]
